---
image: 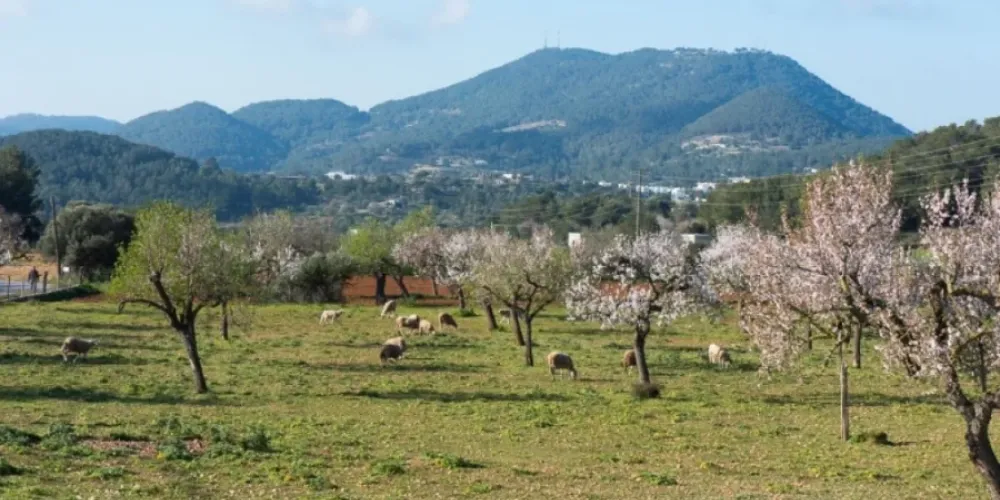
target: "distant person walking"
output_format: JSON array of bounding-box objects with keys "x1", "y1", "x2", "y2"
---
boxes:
[{"x1": 27, "y1": 267, "x2": 40, "y2": 293}]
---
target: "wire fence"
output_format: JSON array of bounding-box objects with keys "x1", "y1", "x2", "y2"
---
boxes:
[{"x1": 0, "y1": 273, "x2": 76, "y2": 302}]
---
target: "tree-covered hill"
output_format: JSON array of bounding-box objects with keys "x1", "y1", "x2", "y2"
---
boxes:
[
  {"x1": 0, "y1": 113, "x2": 122, "y2": 135},
  {"x1": 117, "y1": 102, "x2": 289, "y2": 173},
  {"x1": 0, "y1": 130, "x2": 321, "y2": 221},
  {"x1": 699, "y1": 117, "x2": 1000, "y2": 231}
]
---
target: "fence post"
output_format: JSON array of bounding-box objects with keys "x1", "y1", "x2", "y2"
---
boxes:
[
  {"x1": 42, "y1": 272, "x2": 49, "y2": 294},
  {"x1": 6, "y1": 276, "x2": 10, "y2": 300}
]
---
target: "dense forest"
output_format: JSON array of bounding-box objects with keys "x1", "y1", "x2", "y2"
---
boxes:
[
  {"x1": 5, "y1": 47, "x2": 910, "y2": 182},
  {"x1": 698, "y1": 117, "x2": 1000, "y2": 231}
]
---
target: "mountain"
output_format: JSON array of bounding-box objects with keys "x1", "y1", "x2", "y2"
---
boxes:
[
  {"x1": 0, "y1": 130, "x2": 321, "y2": 220},
  {"x1": 117, "y1": 101, "x2": 289, "y2": 173},
  {"x1": 0, "y1": 113, "x2": 121, "y2": 135},
  {"x1": 12, "y1": 46, "x2": 912, "y2": 181},
  {"x1": 232, "y1": 98, "x2": 369, "y2": 169}
]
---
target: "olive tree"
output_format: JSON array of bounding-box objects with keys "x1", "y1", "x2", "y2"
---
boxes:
[
  {"x1": 567, "y1": 230, "x2": 704, "y2": 385},
  {"x1": 0, "y1": 205, "x2": 25, "y2": 270},
  {"x1": 109, "y1": 202, "x2": 256, "y2": 393},
  {"x1": 39, "y1": 202, "x2": 135, "y2": 281}
]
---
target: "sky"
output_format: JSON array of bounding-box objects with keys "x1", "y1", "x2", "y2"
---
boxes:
[{"x1": 0, "y1": 0, "x2": 996, "y2": 132}]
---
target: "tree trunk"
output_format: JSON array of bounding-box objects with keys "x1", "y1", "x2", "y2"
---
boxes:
[
  {"x1": 180, "y1": 325, "x2": 209, "y2": 394},
  {"x1": 840, "y1": 344, "x2": 850, "y2": 441},
  {"x1": 392, "y1": 275, "x2": 410, "y2": 297},
  {"x1": 457, "y1": 288, "x2": 467, "y2": 310},
  {"x1": 806, "y1": 323, "x2": 813, "y2": 351},
  {"x1": 220, "y1": 301, "x2": 230, "y2": 341},
  {"x1": 512, "y1": 309, "x2": 526, "y2": 347},
  {"x1": 483, "y1": 298, "x2": 498, "y2": 331},
  {"x1": 852, "y1": 325, "x2": 862, "y2": 369},
  {"x1": 374, "y1": 273, "x2": 387, "y2": 305},
  {"x1": 965, "y1": 403, "x2": 1000, "y2": 500},
  {"x1": 978, "y1": 341, "x2": 989, "y2": 393},
  {"x1": 524, "y1": 315, "x2": 534, "y2": 367},
  {"x1": 431, "y1": 278, "x2": 439, "y2": 297},
  {"x1": 633, "y1": 324, "x2": 652, "y2": 384}
]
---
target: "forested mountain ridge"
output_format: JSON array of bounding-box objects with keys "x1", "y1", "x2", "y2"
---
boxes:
[
  {"x1": 0, "y1": 113, "x2": 122, "y2": 135},
  {"x1": 2, "y1": 47, "x2": 912, "y2": 181},
  {"x1": 0, "y1": 130, "x2": 321, "y2": 221}
]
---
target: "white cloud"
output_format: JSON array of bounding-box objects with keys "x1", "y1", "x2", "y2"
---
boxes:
[
  {"x1": 324, "y1": 6, "x2": 374, "y2": 38},
  {"x1": 0, "y1": 0, "x2": 30, "y2": 18},
  {"x1": 431, "y1": 0, "x2": 470, "y2": 26}
]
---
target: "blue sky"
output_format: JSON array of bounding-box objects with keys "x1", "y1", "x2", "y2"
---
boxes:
[{"x1": 0, "y1": 0, "x2": 995, "y2": 131}]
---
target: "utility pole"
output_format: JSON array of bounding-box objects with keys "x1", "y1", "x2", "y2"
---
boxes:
[
  {"x1": 635, "y1": 169, "x2": 643, "y2": 238},
  {"x1": 49, "y1": 197, "x2": 62, "y2": 279}
]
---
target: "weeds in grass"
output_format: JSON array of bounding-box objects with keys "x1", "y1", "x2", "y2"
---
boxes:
[
  {"x1": 239, "y1": 426, "x2": 272, "y2": 453},
  {"x1": 638, "y1": 472, "x2": 677, "y2": 486},
  {"x1": 369, "y1": 458, "x2": 407, "y2": 477},
  {"x1": 40, "y1": 423, "x2": 78, "y2": 451},
  {"x1": 88, "y1": 466, "x2": 127, "y2": 481},
  {"x1": 456, "y1": 308, "x2": 478, "y2": 318},
  {"x1": 0, "y1": 458, "x2": 24, "y2": 476},
  {"x1": 0, "y1": 426, "x2": 41, "y2": 447},
  {"x1": 467, "y1": 482, "x2": 499, "y2": 494},
  {"x1": 631, "y1": 382, "x2": 661, "y2": 399},
  {"x1": 156, "y1": 438, "x2": 192, "y2": 461},
  {"x1": 850, "y1": 431, "x2": 893, "y2": 446}
]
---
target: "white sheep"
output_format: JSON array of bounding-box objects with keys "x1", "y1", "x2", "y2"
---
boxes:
[
  {"x1": 61, "y1": 337, "x2": 98, "y2": 363},
  {"x1": 418, "y1": 319, "x2": 435, "y2": 335},
  {"x1": 498, "y1": 308, "x2": 512, "y2": 325},
  {"x1": 380, "y1": 299, "x2": 398, "y2": 318},
  {"x1": 319, "y1": 309, "x2": 344, "y2": 324},
  {"x1": 395, "y1": 315, "x2": 420, "y2": 333},
  {"x1": 707, "y1": 343, "x2": 732, "y2": 367},
  {"x1": 546, "y1": 351, "x2": 578, "y2": 380}
]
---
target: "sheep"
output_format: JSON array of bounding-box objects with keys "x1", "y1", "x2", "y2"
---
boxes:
[
  {"x1": 708, "y1": 343, "x2": 732, "y2": 367},
  {"x1": 380, "y1": 299, "x2": 398, "y2": 318},
  {"x1": 319, "y1": 309, "x2": 344, "y2": 324},
  {"x1": 438, "y1": 312, "x2": 458, "y2": 331},
  {"x1": 61, "y1": 337, "x2": 98, "y2": 363},
  {"x1": 546, "y1": 351, "x2": 578, "y2": 380},
  {"x1": 418, "y1": 319, "x2": 436, "y2": 335},
  {"x1": 384, "y1": 336, "x2": 407, "y2": 355},
  {"x1": 497, "y1": 308, "x2": 512, "y2": 325},
  {"x1": 379, "y1": 343, "x2": 404, "y2": 364},
  {"x1": 395, "y1": 315, "x2": 420, "y2": 333},
  {"x1": 622, "y1": 349, "x2": 637, "y2": 374}
]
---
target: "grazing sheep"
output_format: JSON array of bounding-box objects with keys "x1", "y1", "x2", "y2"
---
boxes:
[
  {"x1": 379, "y1": 343, "x2": 404, "y2": 364},
  {"x1": 708, "y1": 343, "x2": 732, "y2": 367},
  {"x1": 395, "y1": 315, "x2": 420, "y2": 333},
  {"x1": 438, "y1": 312, "x2": 458, "y2": 331},
  {"x1": 319, "y1": 309, "x2": 344, "y2": 324},
  {"x1": 622, "y1": 349, "x2": 637, "y2": 374},
  {"x1": 61, "y1": 337, "x2": 98, "y2": 363},
  {"x1": 384, "y1": 336, "x2": 407, "y2": 355},
  {"x1": 546, "y1": 351, "x2": 578, "y2": 380},
  {"x1": 418, "y1": 319, "x2": 436, "y2": 335},
  {"x1": 380, "y1": 300, "x2": 398, "y2": 318}
]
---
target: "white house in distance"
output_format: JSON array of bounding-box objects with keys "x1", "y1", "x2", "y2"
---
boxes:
[{"x1": 567, "y1": 232, "x2": 582, "y2": 248}]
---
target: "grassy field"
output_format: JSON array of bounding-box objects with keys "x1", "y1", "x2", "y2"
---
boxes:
[{"x1": 0, "y1": 297, "x2": 990, "y2": 499}]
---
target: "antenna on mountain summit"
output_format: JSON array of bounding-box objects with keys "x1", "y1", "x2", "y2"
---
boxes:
[
  {"x1": 543, "y1": 31, "x2": 548, "y2": 49},
  {"x1": 557, "y1": 30, "x2": 560, "y2": 48}
]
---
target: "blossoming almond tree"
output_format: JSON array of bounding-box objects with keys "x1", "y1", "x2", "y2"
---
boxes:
[
  {"x1": 472, "y1": 227, "x2": 572, "y2": 366},
  {"x1": 444, "y1": 229, "x2": 509, "y2": 331},
  {"x1": 722, "y1": 162, "x2": 907, "y2": 440},
  {"x1": 872, "y1": 182, "x2": 1000, "y2": 499},
  {"x1": 699, "y1": 223, "x2": 758, "y2": 339},
  {"x1": 567, "y1": 230, "x2": 704, "y2": 385},
  {"x1": 393, "y1": 227, "x2": 453, "y2": 304}
]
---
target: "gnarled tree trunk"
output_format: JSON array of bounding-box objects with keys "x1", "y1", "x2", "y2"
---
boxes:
[
  {"x1": 852, "y1": 325, "x2": 862, "y2": 369},
  {"x1": 374, "y1": 272, "x2": 387, "y2": 305},
  {"x1": 633, "y1": 322, "x2": 652, "y2": 384},
  {"x1": 840, "y1": 342, "x2": 850, "y2": 441},
  {"x1": 457, "y1": 287, "x2": 467, "y2": 310},
  {"x1": 483, "y1": 298, "x2": 498, "y2": 330},
  {"x1": 523, "y1": 313, "x2": 534, "y2": 367},
  {"x1": 180, "y1": 324, "x2": 209, "y2": 394},
  {"x1": 964, "y1": 402, "x2": 1000, "y2": 500},
  {"x1": 392, "y1": 275, "x2": 410, "y2": 297},
  {"x1": 220, "y1": 301, "x2": 230, "y2": 341},
  {"x1": 512, "y1": 309, "x2": 526, "y2": 347},
  {"x1": 431, "y1": 278, "x2": 439, "y2": 296}
]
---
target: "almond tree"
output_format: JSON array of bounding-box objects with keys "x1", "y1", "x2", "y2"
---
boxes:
[
  {"x1": 567, "y1": 230, "x2": 705, "y2": 385},
  {"x1": 110, "y1": 202, "x2": 256, "y2": 393},
  {"x1": 699, "y1": 223, "x2": 757, "y2": 338},
  {"x1": 872, "y1": 182, "x2": 1000, "y2": 499},
  {"x1": 472, "y1": 227, "x2": 572, "y2": 366},
  {"x1": 393, "y1": 228, "x2": 452, "y2": 302},
  {"x1": 443, "y1": 229, "x2": 508, "y2": 329},
  {"x1": 726, "y1": 162, "x2": 908, "y2": 441}
]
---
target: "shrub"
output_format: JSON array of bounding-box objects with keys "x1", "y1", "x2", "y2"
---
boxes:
[
  {"x1": 239, "y1": 427, "x2": 272, "y2": 453},
  {"x1": 156, "y1": 438, "x2": 193, "y2": 461},
  {"x1": 0, "y1": 458, "x2": 24, "y2": 476}
]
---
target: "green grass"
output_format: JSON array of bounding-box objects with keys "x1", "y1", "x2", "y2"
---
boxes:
[{"x1": 0, "y1": 298, "x2": 990, "y2": 498}]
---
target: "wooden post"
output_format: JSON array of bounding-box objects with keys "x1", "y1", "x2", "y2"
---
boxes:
[
  {"x1": 840, "y1": 342, "x2": 850, "y2": 441},
  {"x1": 49, "y1": 197, "x2": 62, "y2": 280},
  {"x1": 6, "y1": 276, "x2": 10, "y2": 299},
  {"x1": 42, "y1": 272, "x2": 48, "y2": 293}
]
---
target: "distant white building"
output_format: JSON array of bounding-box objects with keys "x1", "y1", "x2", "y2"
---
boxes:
[
  {"x1": 326, "y1": 170, "x2": 358, "y2": 180},
  {"x1": 695, "y1": 182, "x2": 717, "y2": 192},
  {"x1": 728, "y1": 177, "x2": 751, "y2": 184},
  {"x1": 681, "y1": 233, "x2": 713, "y2": 246},
  {"x1": 567, "y1": 232, "x2": 582, "y2": 248}
]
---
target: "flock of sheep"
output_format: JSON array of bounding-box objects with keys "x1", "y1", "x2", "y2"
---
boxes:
[
  {"x1": 58, "y1": 297, "x2": 736, "y2": 379},
  {"x1": 317, "y1": 298, "x2": 735, "y2": 380}
]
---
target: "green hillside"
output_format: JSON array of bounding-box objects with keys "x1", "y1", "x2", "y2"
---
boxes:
[
  {"x1": 0, "y1": 113, "x2": 122, "y2": 135},
  {"x1": 117, "y1": 102, "x2": 289, "y2": 173},
  {"x1": 0, "y1": 130, "x2": 320, "y2": 221}
]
